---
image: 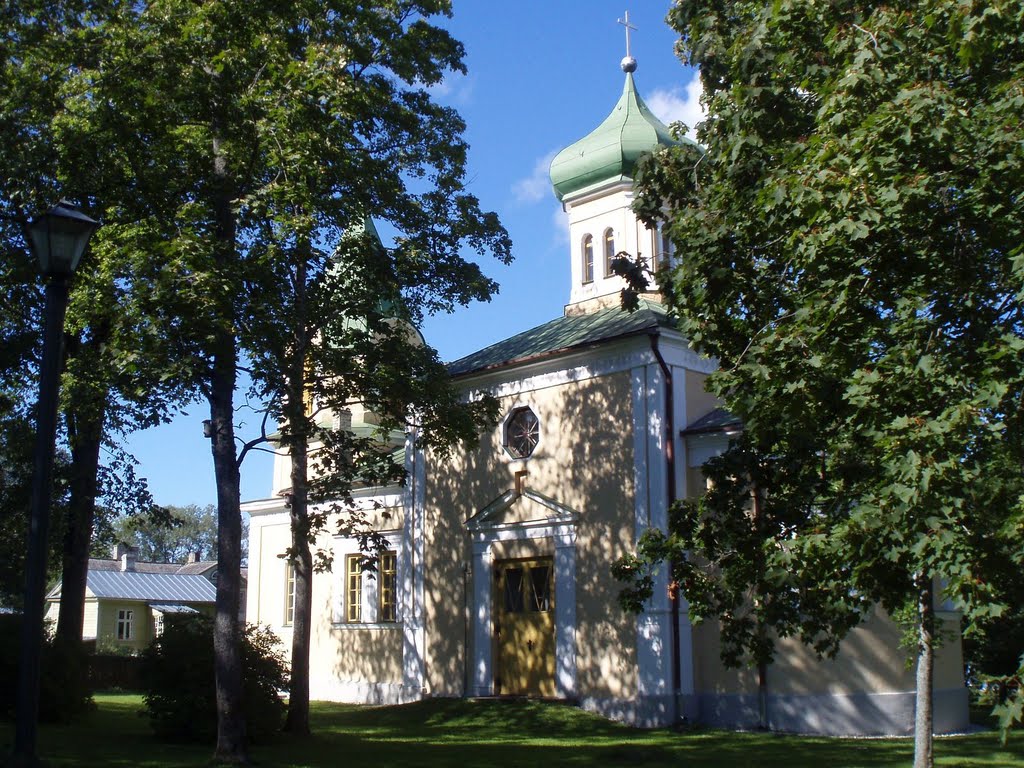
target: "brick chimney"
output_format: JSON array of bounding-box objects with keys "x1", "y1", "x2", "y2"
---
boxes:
[
  {"x1": 112, "y1": 543, "x2": 128, "y2": 561},
  {"x1": 186, "y1": 551, "x2": 200, "y2": 564}
]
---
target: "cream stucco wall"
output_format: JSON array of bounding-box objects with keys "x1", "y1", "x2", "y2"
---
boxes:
[
  {"x1": 247, "y1": 501, "x2": 406, "y2": 698},
  {"x1": 564, "y1": 183, "x2": 669, "y2": 309},
  {"x1": 684, "y1": 370, "x2": 718, "y2": 426},
  {"x1": 423, "y1": 369, "x2": 639, "y2": 702},
  {"x1": 691, "y1": 608, "x2": 963, "y2": 698}
]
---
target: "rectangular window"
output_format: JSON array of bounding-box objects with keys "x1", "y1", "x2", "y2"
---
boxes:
[
  {"x1": 345, "y1": 555, "x2": 363, "y2": 623},
  {"x1": 379, "y1": 551, "x2": 397, "y2": 622},
  {"x1": 285, "y1": 562, "x2": 296, "y2": 625},
  {"x1": 116, "y1": 609, "x2": 134, "y2": 641}
]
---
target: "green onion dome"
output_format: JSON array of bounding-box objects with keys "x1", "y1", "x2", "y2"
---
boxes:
[{"x1": 550, "y1": 67, "x2": 682, "y2": 202}]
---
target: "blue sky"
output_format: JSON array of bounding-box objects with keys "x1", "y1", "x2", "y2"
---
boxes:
[{"x1": 123, "y1": 2, "x2": 702, "y2": 508}]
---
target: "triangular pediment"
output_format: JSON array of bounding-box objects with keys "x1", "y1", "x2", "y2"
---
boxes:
[{"x1": 466, "y1": 488, "x2": 579, "y2": 532}]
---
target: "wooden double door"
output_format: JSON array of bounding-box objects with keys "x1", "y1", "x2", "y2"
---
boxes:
[{"x1": 494, "y1": 558, "x2": 555, "y2": 696}]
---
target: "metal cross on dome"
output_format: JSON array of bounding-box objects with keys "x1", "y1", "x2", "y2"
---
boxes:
[{"x1": 618, "y1": 10, "x2": 637, "y2": 58}]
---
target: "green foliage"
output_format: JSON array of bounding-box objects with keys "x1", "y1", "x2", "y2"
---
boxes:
[
  {"x1": 99, "y1": 503, "x2": 245, "y2": 564},
  {"x1": 141, "y1": 615, "x2": 288, "y2": 743},
  {"x1": 621, "y1": 0, "x2": 1024, "y2": 749},
  {"x1": 0, "y1": 615, "x2": 93, "y2": 723},
  {"x1": 615, "y1": 436, "x2": 867, "y2": 669},
  {"x1": 0, "y1": 412, "x2": 69, "y2": 608},
  {"x1": 5, "y1": 0, "x2": 510, "y2": 751}
]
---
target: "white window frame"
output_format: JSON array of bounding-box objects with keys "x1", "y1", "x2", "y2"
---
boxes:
[
  {"x1": 581, "y1": 234, "x2": 594, "y2": 283},
  {"x1": 116, "y1": 608, "x2": 134, "y2": 641},
  {"x1": 603, "y1": 227, "x2": 616, "y2": 277}
]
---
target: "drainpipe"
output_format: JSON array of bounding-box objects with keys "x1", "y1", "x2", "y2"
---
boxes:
[{"x1": 648, "y1": 333, "x2": 682, "y2": 724}]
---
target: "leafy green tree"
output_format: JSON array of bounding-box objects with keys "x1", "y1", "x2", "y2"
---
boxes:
[
  {"x1": 141, "y1": 614, "x2": 289, "y2": 744},
  {"x1": 101, "y1": 504, "x2": 245, "y2": 565},
  {"x1": 43, "y1": 0, "x2": 508, "y2": 755},
  {"x1": 247, "y1": 225, "x2": 505, "y2": 735},
  {"x1": 617, "y1": 2, "x2": 1024, "y2": 764},
  {"x1": 2, "y1": 6, "x2": 195, "y2": 728},
  {"x1": 229, "y1": 5, "x2": 511, "y2": 731},
  {"x1": 615, "y1": 437, "x2": 868, "y2": 728}
]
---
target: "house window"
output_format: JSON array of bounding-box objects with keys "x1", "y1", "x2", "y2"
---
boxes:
[
  {"x1": 345, "y1": 554, "x2": 363, "y2": 623},
  {"x1": 581, "y1": 235, "x2": 594, "y2": 283},
  {"x1": 379, "y1": 551, "x2": 397, "y2": 623},
  {"x1": 116, "y1": 609, "x2": 134, "y2": 641},
  {"x1": 603, "y1": 228, "x2": 616, "y2": 277},
  {"x1": 285, "y1": 562, "x2": 296, "y2": 625}
]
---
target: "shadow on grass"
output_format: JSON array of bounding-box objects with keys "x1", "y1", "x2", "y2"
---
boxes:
[{"x1": 2, "y1": 694, "x2": 1021, "y2": 768}]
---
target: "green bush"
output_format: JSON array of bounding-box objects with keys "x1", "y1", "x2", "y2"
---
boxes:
[
  {"x1": 140, "y1": 614, "x2": 289, "y2": 742},
  {"x1": 0, "y1": 613, "x2": 93, "y2": 723}
]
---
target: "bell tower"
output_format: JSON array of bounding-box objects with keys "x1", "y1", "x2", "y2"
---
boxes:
[{"x1": 549, "y1": 30, "x2": 691, "y2": 316}]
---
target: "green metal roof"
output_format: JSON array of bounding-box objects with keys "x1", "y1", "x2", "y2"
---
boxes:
[
  {"x1": 448, "y1": 299, "x2": 674, "y2": 377},
  {"x1": 549, "y1": 72, "x2": 681, "y2": 202},
  {"x1": 681, "y1": 407, "x2": 742, "y2": 435}
]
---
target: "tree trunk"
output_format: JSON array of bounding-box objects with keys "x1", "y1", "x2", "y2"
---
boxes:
[
  {"x1": 53, "y1": 398, "x2": 105, "y2": 700},
  {"x1": 54, "y1": 320, "x2": 111, "y2": 657},
  {"x1": 283, "y1": 239, "x2": 313, "y2": 736},
  {"x1": 913, "y1": 575, "x2": 935, "y2": 768},
  {"x1": 284, "y1": 429, "x2": 312, "y2": 736},
  {"x1": 752, "y1": 482, "x2": 768, "y2": 730},
  {"x1": 757, "y1": 656, "x2": 768, "y2": 730},
  {"x1": 210, "y1": 349, "x2": 247, "y2": 763},
  {"x1": 209, "y1": 122, "x2": 248, "y2": 763}
]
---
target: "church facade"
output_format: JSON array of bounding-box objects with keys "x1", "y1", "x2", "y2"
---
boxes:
[{"x1": 243, "y1": 60, "x2": 969, "y2": 736}]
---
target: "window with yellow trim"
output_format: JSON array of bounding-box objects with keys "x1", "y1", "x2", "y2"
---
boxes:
[
  {"x1": 284, "y1": 562, "x2": 296, "y2": 625},
  {"x1": 379, "y1": 551, "x2": 397, "y2": 622},
  {"x1": 345, "y1": 554, "x2": 363, "y2": 623}
]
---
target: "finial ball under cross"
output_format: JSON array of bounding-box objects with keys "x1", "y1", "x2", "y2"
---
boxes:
[{"x1": 618, "y1": 10, "x2": 638, "y2": 72}]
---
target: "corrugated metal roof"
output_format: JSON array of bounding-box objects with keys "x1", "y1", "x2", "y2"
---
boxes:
[
  {"x1": 149, "y1": 603, "x2": 201, "y2": 614},
  {"x1": 86, "y1": 570, "x2": 216, "y2": 603},
  {"x1": 448, "y1": 299, "x2": 673, "y2": 377}
]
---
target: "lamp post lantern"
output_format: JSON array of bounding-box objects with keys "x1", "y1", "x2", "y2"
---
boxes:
[{"x1": 12, "y1": 201, "x2": 99, "y2": 766}]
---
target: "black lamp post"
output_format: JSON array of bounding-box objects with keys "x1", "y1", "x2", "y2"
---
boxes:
[{"x1": 12, "y1": 201, "x2": 99, "y2": 766}]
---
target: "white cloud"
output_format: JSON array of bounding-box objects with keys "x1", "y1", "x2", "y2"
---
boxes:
[
  {"x1": 426, "y1": 72, "x2": 475, "y2": 105},
  {"x1": 551, "y1": 205, "x2": 569, "y2": 246},
  {"x1": 512, "y1": 149, "x2": 559, "y2": 204},
  {"x1": 646, "y1": 73, "x2": 705, "y2": 141}
]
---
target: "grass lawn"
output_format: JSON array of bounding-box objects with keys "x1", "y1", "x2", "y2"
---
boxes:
[{"x1": 1, "y1": 693, "x2": 1022, "y2": 768}]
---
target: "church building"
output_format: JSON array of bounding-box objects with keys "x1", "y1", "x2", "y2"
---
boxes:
[{"x1": 243, "y1": 53, "x2": 969, "y2": 736}]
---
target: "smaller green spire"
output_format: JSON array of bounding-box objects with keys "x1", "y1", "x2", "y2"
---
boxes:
[{"x1": 549, "y1": 71, "x2": 681, "y2": 202}]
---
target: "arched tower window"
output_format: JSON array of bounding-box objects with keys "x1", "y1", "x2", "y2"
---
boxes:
[
  {"x1": 582, "y1": 234, "x2": 594, "y2": 283},
  {"x1": 603, "y1": 228, "x2": 616, "y2": 277},
  {"x1": 652, "y1": 224, "x2": 675, "y2": 271}
]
